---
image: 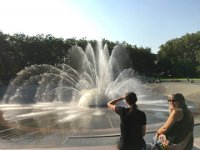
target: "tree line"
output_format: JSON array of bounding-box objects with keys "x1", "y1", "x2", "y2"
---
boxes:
[
  {"x1": 157, "y1": 31, "x2": 200, "y2": 78},
  {"x1": 0, "y1": 31, "x2": 200, "y2": 82}
]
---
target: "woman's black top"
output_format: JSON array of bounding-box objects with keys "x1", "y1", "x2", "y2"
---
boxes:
[
  {"x1": 115, "y1": 106, "x2": 146, "y2": 150},
  {"x1": 166, "y1": 110, "x2": 194, "y2": 150}
]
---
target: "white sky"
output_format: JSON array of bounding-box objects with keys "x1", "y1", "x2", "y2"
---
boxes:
[
  {"x1": 1, "y1": 0, "x2": 200, "y2": 53},
  {"x1": 0, "y1": 0, "x2": 103, "y2": 40}
]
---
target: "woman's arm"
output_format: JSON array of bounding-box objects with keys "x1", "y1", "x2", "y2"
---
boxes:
[
  {"x1": 156, "y1": 109, "x2": 181, "y2": 136},
  {"x1": 107, "y1": 96, "x2": 125, "y2": 111}
]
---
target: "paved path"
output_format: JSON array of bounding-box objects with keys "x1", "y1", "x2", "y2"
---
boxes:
[{"x1": 0, "y1": 123, "x2": 200, "y2": 149}]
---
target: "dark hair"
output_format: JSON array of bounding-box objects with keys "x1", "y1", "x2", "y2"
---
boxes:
[
  {"x1": 125, "y1": 92, "x2": 137, "y2": 108},
  {"x1": 173, "y1": 93, "x2": 194, "y2": 135},
  {"x1": 172, "y1": 93, "x2": 193, "y2": 120},
  {"x1": 173, "y1": 93, "x2": 188, "y2": 111}
]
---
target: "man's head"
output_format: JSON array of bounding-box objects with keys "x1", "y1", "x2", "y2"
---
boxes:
[{"x1": 125, "y1": 92, "x2": 137, "y2": 106}]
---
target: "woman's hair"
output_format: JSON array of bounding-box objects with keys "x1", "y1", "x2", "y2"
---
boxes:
[
  {"x1": 170, "y1": 93, "x2": 193, "y2": 122},
  {"x1": 125, "y1": 92, "x2": 137, "y2": 108},
  {"x1": 171, "y1": 93, "x2": 194, "y2": 135},
  {"x1": 173, "y1": 93, "x2": 187, "y2": 110}
]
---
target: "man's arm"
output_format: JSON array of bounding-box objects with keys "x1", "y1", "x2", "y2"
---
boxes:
[
  {"x1": 141, "y1": 125, "x2": 146, "y2": 137},
  {"x1": 107, "y1": 96, "x2": 125, "y2": 111}
]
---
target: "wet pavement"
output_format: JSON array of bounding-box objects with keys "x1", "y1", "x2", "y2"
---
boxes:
[{"x1": 0, "y1": 113, "x2": 200, "y2": 149}]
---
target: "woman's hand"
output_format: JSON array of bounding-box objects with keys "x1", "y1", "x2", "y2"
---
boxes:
[{"x1": 156, "y1": 126, "x2": 166, "y2": 137}]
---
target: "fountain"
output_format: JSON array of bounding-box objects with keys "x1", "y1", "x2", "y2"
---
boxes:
[{"x1": 2, "y1": 42, "x2": 143, "y2": 106}]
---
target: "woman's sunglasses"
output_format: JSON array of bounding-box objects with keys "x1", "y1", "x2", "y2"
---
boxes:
[{"x1": 168, "y1": 99, "x2": 177, "y2": 103}]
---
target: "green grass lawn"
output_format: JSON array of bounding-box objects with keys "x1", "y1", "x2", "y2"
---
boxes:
[{"x1": 159, "y1": 78, "x2": 200, "y2": 82}]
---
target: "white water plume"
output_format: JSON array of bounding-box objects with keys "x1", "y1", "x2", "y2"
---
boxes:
[{"x1": 2, "y1": 42, "x2": 143, "y2": 107}]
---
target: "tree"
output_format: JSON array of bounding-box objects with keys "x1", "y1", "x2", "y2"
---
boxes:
[{"x1": 157, "y1": 31, "x2": 200, "y2": 77}]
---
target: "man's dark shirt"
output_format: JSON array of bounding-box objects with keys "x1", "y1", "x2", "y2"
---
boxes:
[{"x1": 115, "y1": 106, "x2": 146, "y2": 150}]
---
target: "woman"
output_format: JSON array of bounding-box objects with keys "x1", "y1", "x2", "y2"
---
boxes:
[
  {"x1": 156, "y1": 93, "x2": 194, "y2": 150},
  {"x1": 107, "y1": 92, "x2": 146, "y2": 150}
]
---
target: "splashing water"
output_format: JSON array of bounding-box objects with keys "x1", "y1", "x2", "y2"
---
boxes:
[{"x1": 2, "y1": 42, "x2": 144, "y2": 107}]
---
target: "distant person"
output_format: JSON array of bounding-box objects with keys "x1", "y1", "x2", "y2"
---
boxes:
[
  {"x1": 0, "y1": 110, "x2": 9, "y2": 130},
  {"x1": 154, "y1": 93, "x2": 194, "y2": 150},
  {"x1": 107, "y1": 92, "x2": 146, "y2": 150},
  {"x1": 190, "y1": 79, "x2": 194, "y2": 83}
]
